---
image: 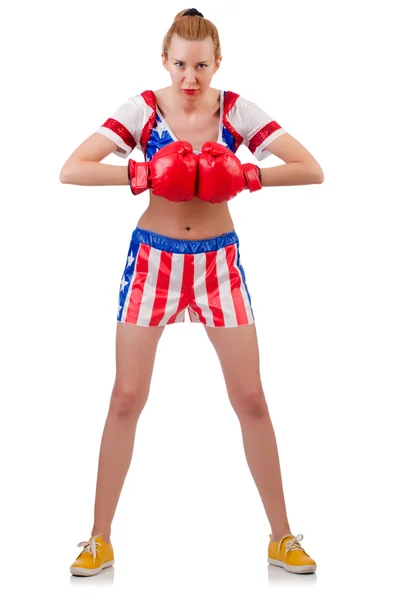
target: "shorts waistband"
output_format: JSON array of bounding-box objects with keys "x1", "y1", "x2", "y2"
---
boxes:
[{"x1": 131, "y1": 227, "x2": 239, "y2": 254}]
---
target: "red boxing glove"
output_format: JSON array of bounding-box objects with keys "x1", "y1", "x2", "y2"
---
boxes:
[
  {"x1": 196, "y1": 142, "x2": 262, "y2": 203},
  {"x1": 128, "y1": 141, "x2": 197, "y2": 202}
]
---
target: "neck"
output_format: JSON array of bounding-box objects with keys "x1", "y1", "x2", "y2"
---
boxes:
[{"x1": 170, "y1": 87, "x2": 216, "y2": 115}]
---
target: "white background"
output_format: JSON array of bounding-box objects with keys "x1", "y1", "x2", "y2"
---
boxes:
[{"x1": 1, "y1": 0, "x2": 396, "y2": 597}]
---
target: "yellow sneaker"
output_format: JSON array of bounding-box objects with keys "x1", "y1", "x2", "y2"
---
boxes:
[
  {"x1": 267, "y1": 533, "x2": 316, "y2": 574},
  {"x1": 70, "y1": 533, "x2": 114, "y2": 576}
]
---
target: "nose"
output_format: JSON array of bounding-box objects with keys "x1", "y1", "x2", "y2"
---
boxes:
[{"x1": 185, "y1": 68, "x2": 197, "y2": 84}]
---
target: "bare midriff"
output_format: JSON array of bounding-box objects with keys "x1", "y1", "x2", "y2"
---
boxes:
[{"x1": 136, "y1": 193, "x2": 235, "y2": 240}]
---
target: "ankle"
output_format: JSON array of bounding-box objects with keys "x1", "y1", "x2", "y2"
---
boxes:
[
  {"x1": 271, "y1": 530, "x2": 292, "y2": 542},
  {"x1": 91, "y1": 530, "x2": 111, "y2": 543}
]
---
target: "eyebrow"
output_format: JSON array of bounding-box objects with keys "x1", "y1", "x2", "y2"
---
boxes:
[{"x1": 171, "y1": 58, "x2": 210, "y2": 63}]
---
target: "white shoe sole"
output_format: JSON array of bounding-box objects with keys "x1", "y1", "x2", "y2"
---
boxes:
[
  {"x1": 70, "y1": 559, "x2": 114, "y2": 576},
  {"x1": 268, "y1": 558, "x2": 316, "y2": 574}
]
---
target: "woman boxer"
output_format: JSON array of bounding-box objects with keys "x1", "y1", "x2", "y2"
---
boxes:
[{"x1": 61, "y1": 8, "x2": 324, "y2": 577}]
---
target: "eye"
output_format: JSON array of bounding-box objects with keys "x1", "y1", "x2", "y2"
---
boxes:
[{"x1": 174, "y1": 62, "x2": 208, "y2": 69}]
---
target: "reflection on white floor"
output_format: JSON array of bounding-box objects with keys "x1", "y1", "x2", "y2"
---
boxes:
[
  {"x1": 268, "y1": 564, "x2": 317, "y2": 586},
  {"x1": 70, "y1": 566, "x2": 115, "y2": 585}
]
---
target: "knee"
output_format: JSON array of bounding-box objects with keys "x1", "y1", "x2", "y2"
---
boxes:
[
  {"x1": 231, "y1": 388, "x2": 270, "y2": 419},
  {"x1": 109, "y1": 386, "x2": 147, "y2": 417}
]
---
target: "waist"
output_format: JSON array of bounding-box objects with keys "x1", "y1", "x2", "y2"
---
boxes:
[
  {"x1": 130, "y1": 227, "x2": 239, "y2": 254},
  {"x1": 137, "y1": 194, "x2": 235, "y2": 240}
]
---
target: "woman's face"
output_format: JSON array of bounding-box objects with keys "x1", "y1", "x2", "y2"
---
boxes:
[{"x1": 162, "y1": 35, "x2": 221, "y2": 98}]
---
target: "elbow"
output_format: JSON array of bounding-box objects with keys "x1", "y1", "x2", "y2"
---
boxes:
[
  {"x1": 312, "y1": 165, "x2": 324, "y2": 184},
  {"x1": 59, "y1": 160, "x2": 93, "y2": 184},
  {"x1": 59, "y1": 161, "x2": 79, "y2": 184},
  {"x1": 305, "y1": 160, "x2": 324, "y2": 184},
  {"x1": 315, "y1": 162, "x2": 325, "y2": 183},
  {"x1": 301, "y1": 161, "x2": 324, "y2": 184},
  {"x1": 59, "y1": 165, "x2": 70, "y2": 184},
  {"x1": 317, "y1": 170, "x2": 325, "y2": 183}
]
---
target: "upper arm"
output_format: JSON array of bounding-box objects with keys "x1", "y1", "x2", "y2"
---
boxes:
[
  {"x1": 60, "y1": 133, "x2": 119, "y2": 171},
  {"x1": 234, "y1": 96, "x2": 323, "y2": 177},
  {"x1": 234, "y1": 97, "x2": 288, "y2": 161},
  {"x1": 60, "y1": 95, "x2": 145, "y2": 176},
  {"x1": 266, "y1": 133, "x2": 323, "y2": 173}
]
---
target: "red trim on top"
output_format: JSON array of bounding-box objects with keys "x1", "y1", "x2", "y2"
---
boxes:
[
  {"x1": 101, "y1": 118, "x2": 136, "y2": 152},
  {"x1": 140, "y1": 90, "x2": 157, "y2": 157},
  {"x1": 248, "y1": 121, "x2": 282, "y2": 154},
  {"x1": 222, "y1": 91, "x2": 244, "y2": 152}
]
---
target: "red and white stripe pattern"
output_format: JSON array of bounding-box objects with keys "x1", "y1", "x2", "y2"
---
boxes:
[{"x1": 118, "y1": 241, "x2": 254, "y2": 328}]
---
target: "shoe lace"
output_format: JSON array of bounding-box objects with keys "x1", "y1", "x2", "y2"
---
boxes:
[
  {"x1": 77, "y1": 534, "x2": 102, "y2": 562},
  {"x1": 278, "y1": 533, "x2": 308, "y2": 556}
]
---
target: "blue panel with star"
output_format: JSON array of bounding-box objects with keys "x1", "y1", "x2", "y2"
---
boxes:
[
  {"x1": 117, "y1": 240, "x2": 140, "y2": 320},
  {"x1": 146, "y1": 113, "x2": 176, "y2": 161}
]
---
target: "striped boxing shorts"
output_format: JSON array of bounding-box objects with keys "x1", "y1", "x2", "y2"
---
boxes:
[{"x1": 117, "y1": 227, "x2": 255, "y2": 327}]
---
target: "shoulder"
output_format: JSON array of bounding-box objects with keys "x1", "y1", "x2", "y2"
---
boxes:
[
  {"x1": 109, "y1": 93, "x2": 152, "y2": 129},
  {"x1": 222, "y1": 92, "x2": 256, "y2": 139},
  {"x1": 223, "y1": 92, "x2": 287, "y2": 160},
  {"x1": 224, "y1": 92, "x2": 277, "y2": 133},
  {"x1": 223, "y1": 92, "x2": 254, "y2": 117},
  {"x1": 96, "y1": 92, "x2": 156, "y2": 158},
  {"x1": 152, "y1": 86, "x2": 172, "y2": 111},
  {"x1": 153, "y1": 86, "x2": 170, "y2": 99}
]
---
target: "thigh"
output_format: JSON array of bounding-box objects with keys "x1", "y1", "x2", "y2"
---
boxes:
[
  {"x1": 204, "y1": 323, "x2": 264, "y2": 402},
  {"x1": 113, "y1": 321, "x2": 165, "y2": 399}
]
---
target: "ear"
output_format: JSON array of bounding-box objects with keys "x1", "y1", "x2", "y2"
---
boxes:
[
  {"x1": 215, "y1": 56, "x2": 222, "y2": 73},
  {"x1": 161, "y1": 53, "x2": 169, "y2": 72}
]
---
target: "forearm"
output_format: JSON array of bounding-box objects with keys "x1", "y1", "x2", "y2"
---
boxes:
[
  {"x1": 59, "y1": 161, "x2": 129, "y2": 186},
  {"x1": 259, "y1": 162, "x2": 324, "y2": 187}
]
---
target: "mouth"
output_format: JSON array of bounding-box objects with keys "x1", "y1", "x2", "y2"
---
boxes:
[{"x1": 183, "y1": 89, "x2": 199, "y2": 94}]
